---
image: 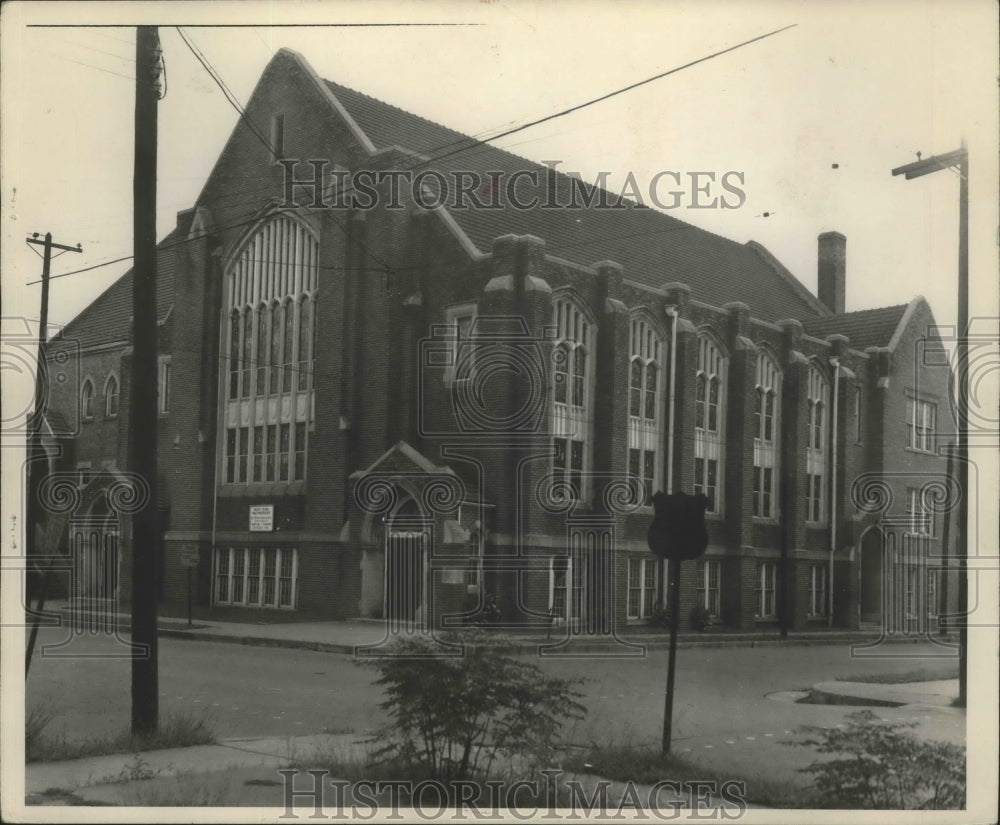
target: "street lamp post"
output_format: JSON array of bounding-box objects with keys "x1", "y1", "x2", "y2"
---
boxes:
[{"x1": 891, "y1": 142, "x2": 969, "y2": 707}]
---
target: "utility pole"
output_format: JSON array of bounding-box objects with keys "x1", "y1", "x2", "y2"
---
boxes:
[
  {"x1": 24, "y1": 233, "x2": 81, "y2": 677},
  {"x1": 891, "y1": 143, "x2": 969, "y2": 707},
  {"x1": 130, "y1": 25, "x2": 162, "y2": 737}
]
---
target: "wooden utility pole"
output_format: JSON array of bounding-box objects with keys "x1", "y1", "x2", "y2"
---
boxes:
[
  {"x1": 891, "y1": 143, "x2": 969, "y2": 707},
  {"x1": 24, "y1": 233, "x2": 81, "y2": 677},
  {"x1": 130, "y1": 25, "x2": 162, "y2": 737}
]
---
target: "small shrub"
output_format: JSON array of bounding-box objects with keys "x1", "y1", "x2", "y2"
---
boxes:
[
  {"x1": 103, "y1": 753, "x2": 161, "y2": 784},
  {"x1": 359, "y1": 629, "x2": 586, "y2": 787},
  {"x1": 689, "y1": 605, "x2": 714, "y2": 631},
  {"x1": 795, "y1": 709, "x2": 965, "y2": 809},
  {"x1": 646, "y1": 602, "x2": 672, "y2": 629},
  {"x1": 565, "y1": 741, "x2": 804, "y2": 808},
  {"x1": 25, "y1": 709, "x2": 215, "y2": 763},
  {"x1": 122, "y1": 773, "x2": 235, "y2": 806},
  {"x1": 25, "y1": 706, "x2": 56, "y2": 763}
]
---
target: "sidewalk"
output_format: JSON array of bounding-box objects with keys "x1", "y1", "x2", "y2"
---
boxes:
[
  {"x1": 811, "y1": 678, "x2": 959, "y2": 708},
  {"x1": 25, "y1": 679, "x2": 963, "y2": 809},
  {"x1": 26, "y1": 733, "x2": 367, "y2": 806},
  {"x1": 41, "y1": 600, "x2": 956, "y2": 654}
]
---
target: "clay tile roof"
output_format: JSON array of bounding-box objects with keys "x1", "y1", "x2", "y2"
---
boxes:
[
  {"x1": 50, "y1": 227, "x2": 180, "y2": 351},
  {"x1": 802, "y1": 303, "x2": 909, "y2": 351},
  {"x1": 325, "y1": 80, "x2": 830, "y2": 323}
]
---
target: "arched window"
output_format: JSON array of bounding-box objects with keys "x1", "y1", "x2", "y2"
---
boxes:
[
  {"x1": 241, "y1": 310, "x2": 253, "y2": 398},
  {"x1": 551, "y1": 296, "x2": 594, "y2": 500},
  {"x1": 806, "y1": 364, "x2": 830, "y2": 524},
  {"x1": 269, "y1": 300, "x2": 282, "y2": 393},
  {"x1": 694, "y1": 332, "x2": 726, "y2": 513},
  {"x1": 228, "y1": 310, "x2": 240, "y2": 399},
  {"x1": 628, "y1": 316, "x2": 663, "y2": 505},
  {"x1": 255, "y1": 304, "x2": 269, "y2": 396},
  {"x1": 104, "y1": 375, "x2": 119, "y2": 418},
  {"x1": 297, "y1": 296, "x2": 313, "y2": 392},
  {"x1": 753, "y1": 350, "x2": 781, "y2": 518},
  {"x1": 282, "y1": 298, "x2": 295, "y2": 393},
  {"x1": 223, "y1": 216, "x2": 318, "y2": 485},
  {"x1": 81, "y1": 379, "x2": 94, "y2": 420}
]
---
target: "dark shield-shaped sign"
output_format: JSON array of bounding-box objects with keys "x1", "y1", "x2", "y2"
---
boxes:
[{"x1": 646, "y1": 491, "x2": 710, "y2": 561}]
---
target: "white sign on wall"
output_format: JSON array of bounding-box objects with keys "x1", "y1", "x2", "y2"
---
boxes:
[{"x1": 249, "y1": 505, "x2": 274, "y2": 532}]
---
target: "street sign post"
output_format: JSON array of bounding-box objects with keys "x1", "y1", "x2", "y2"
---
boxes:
[
  {"x1": 179, "y1": 544, "x2": 199, "y2": 626},
  {"x1": 647, "y1": 491, "x2": 710, "y2": 754}
]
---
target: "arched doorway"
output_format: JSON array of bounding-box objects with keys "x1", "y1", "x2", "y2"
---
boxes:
[
  {"x1": 71, "y1": 489, "x2": 119, "y2": 603},
  {"x1": 859, "y1": 528, "x2": 883, "y2": 627},
  {"x1": 385, "y1": 497, "x2": 428, "y2": 629}
]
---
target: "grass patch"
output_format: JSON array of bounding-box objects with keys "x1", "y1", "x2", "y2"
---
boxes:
[
  {"x1": 26, "y1": 709, "x2": 215, "y2": 763},
  {"x1": 120, "y1": 772, "x2": 236, "y2": 806},
  {"x1": 564, "y1": 743, "x2": 810, "y2": 808},
  {"x1": 288, "y1": 738, "x2": 574, "y2": 808},
  {"x1": 835, "y1": 666, "x2": 958, "y2": 684}
]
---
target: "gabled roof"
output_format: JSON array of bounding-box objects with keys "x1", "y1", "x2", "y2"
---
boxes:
[
  {"x1": 802, "y1": 303, "x2": 909, "y2": 351},
  {"x1": 349, "y1": 440, "x2": 487, "y2": 506},
  {"x1": 324, "y1": 77, "x2": 831, "y2": 323},
  {"x1": 50, "y1": 227, "x2": 180, "y2": 351}
]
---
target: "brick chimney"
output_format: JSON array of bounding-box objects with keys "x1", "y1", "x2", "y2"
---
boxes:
[{"x1": 818, "y1": 231, "x2": 846, "y2": 314}]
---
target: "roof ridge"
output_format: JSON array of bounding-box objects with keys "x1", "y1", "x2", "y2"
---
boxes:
[
  {"x1": 745, "y1": 240, "x2": 830, "y2": 317},
  {"x1": 324, "y1": 78, "x2": 655, "y2": 211},
  {"x1": 52, "y1": 227, "x2": 181, "y2": 343},
  {"x1": 804, "y1": 303, "x2": 908, "y2": 322}
]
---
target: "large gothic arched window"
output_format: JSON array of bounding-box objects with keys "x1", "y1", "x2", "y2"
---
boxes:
[
  {"x1": 753, "y1": 349, "x2": 782, "y2": 518},
  {"x1": 223, "y1": 215, "x2": 318, "y2": 486},
  {"x1": 694, "y1": 332, "x2": 726, "y2": 514},
  {"x1": 551, "y1": 295, "x2": 594, "y2": 501},
  {"x1": 628, "y1": 315, "x2": 663, "y2": 505},
  {"x1": 806, "y1": 364, "x2": 829, "y2": 524}
]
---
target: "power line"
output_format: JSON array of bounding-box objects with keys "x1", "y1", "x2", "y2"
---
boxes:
[
  {"x1": 26, "y1": 254, "x2": 133, "y2": 285},
  {"x1": 34, "y1": 25, "x2": 797, "y2": 294},
  {"x1": 55, "y1": 36, "x2": 135, "y2": 62},
  {"x1": 420, "y1": 24, "x2": 798, "y2": 169},
  {"x1": 44, "y1": 22, "x2": 800, "y2": 224},
  {"x1": 174, "y1": 27, "x2": 275, "y2": 157},
  {"x1": 172, "y1": 29, "x2": 394, "y2": 277},
  {"x1": 38, "y1": 49, "x2": 133, "y2": 80}
]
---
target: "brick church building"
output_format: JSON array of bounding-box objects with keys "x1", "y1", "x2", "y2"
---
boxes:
[{"x1": 42, "y1": 48, "x2": 958, "y2": 635}]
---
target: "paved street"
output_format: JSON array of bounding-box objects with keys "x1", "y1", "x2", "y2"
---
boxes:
[{"x1": 27, "y1": 626, "x2": 963, "y2": 790}]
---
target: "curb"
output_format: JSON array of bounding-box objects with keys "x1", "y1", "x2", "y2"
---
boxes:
[
  {"x1": 155, "y1": 627, "x2": 358, "y2": 654},
  {"x1": 804, "y1": 686, "x2": 905, "y2": 707},
  {"x1": 152, "y1": 626, "x2": 955, "y2": 655},
  {"x1": 51, "y1": 609, "x2": 957, "y2": 655}
]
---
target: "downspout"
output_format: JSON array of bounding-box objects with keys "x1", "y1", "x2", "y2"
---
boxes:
[
  {"x1": 665, "y1": 306, "x2": 679, "y2": 494},
  {"x1": 210, "y1": 255, "x2": 225, "y2": 608},
  {"x1": 828, "y1": 357, "x2": 841, "y2": 626},
  {"x1": 663, "y1": 305, "x2": 679, "y2": 607}
]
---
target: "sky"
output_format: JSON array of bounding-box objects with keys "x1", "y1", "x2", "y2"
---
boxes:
[{"x1": 1, "y1": 0, "x2": 997, "y2": 415}]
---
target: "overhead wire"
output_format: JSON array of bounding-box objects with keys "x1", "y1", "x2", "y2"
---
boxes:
[{"x1": 32, "y1": 23, "x2": 797, "y2": 293}]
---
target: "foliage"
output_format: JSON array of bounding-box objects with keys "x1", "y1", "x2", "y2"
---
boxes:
[
  {"x1": 25, "y1": 706, "x2": 57, "y2": 763},
  {"x1": 104, "y1": 753, "x2": 161, "y2": 784},
  {"x1": 25, "y1": 709, "x2": 215, "y2": 763},
  {"x1": 646, "y1": 601, "x2": 672, "y2": 629},
  {"x1": 795, "y1": 710, "x2": 965, "y2": 809},
  {"x1": 689, "y1": 605, "x2": 714, "y2": 631},
  {"x1": 121, "y1": 773, "x2": 235, "y2": 806},
  {"x1": 359, "y1": 630, "x2": 586, "y2": 786},
  {"x1": 834, "y1": 665, "x2": 958, "y2": 684},
  {"x1": 461, "y1": 593, "x2": 502, "y2": 627},
  {"x1": 565, "y1": 741, "x2": 805, "y2": 808}
]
